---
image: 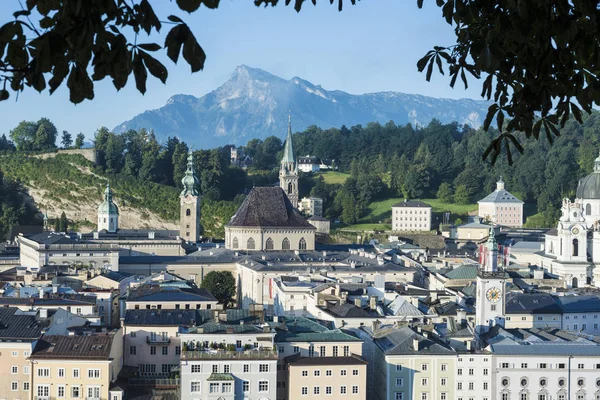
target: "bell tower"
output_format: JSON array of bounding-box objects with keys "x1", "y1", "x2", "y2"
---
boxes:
[
  {"x1": 475, "y1": 228, "x2": 506, "y2": 339},
  {"x1": 97, "y1": 184, "x2": 119, "y2": 233},
  {"x1": 180, "y1": 150, "x2": 201, "y2": 242},
  {"x1": 279, "y1": 115, "x2": 299, "y2": 208}
]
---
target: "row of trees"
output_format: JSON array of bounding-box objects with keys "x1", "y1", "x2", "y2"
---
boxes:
[{"x1": 6, "y1": 118, "x2": 85, "y2": 151}]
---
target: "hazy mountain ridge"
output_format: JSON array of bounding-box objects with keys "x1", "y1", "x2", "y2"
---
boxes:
[{"x1": 114, "y1": 65, "x2": 491, "y2": 148}]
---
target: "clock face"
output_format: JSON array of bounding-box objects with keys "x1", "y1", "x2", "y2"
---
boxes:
[
  {"x1": 572, "y1": 227, "x2": 580, "y2": 235},
  {"x1": 486, "y1": 287, "x2": 501, "y2": 303}
]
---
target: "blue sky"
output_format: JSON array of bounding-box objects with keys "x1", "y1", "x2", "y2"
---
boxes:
[{"x1": 0, "y1": 0, "x2": 484, "y2": 139}]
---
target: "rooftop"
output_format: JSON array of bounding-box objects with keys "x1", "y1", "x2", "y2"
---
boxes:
[
  {"x1": 0, "y1": 308, "x2": 51, "y2": 341},
  {"x1": 374, "y1": 326, "x2": 455, "y2": 356},
  {"x1": 126, "y1": 286, "x2": 217, "y2": 303},
  {"x1": 505, "y1": 292, "x2": 563, "y2": 314},
  {"x1": 392, "y1": 200, "x2": 432, "y2": 208},
  {"x1": 275, "y1": 317, "x2": 361, "y2": 343},
  {"x1": 30, "y1": 334, "x2": 114, "y2": 360},
  {"x1": 285, "y1": 354, "x2": 367, "y2": 366}
]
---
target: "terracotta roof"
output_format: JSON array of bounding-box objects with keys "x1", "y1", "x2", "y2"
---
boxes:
[
  {"x1": 31, "y1": 334, "x2": 114, "y2": 360},
  {"x1": 226, "y1": 187, "x2": 315, "y2": 229}
]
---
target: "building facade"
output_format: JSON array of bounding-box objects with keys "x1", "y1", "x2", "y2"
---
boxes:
[
  {"x1": 299, "y1": 197, "x2": 323, "y2": 217},
  {"x1": 477, "y1": 178, "x2": 524, "y2": 227},
  {"x1": 391, "y1": 200, "x2": 432, "y2": 232}
]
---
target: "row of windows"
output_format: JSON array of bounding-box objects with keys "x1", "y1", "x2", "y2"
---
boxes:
[
  {"x1": 394, "y1": 392, "x2": 457, "y2": 400},
  {"x1": 501, "y1": 393, "x2": 596, "y2": 400},
  {"x1": 232, "y1": 236, "x2": 307, "y2": 250},
  {"x1": 457, "y1": 368, "x2": 489, "y2": 375},
  {"x1": 456, "y1": 382, "x2": 489, "y2": 390},
  {"x1": 394, "y1": 209, "x2": 429, "y2": 214},
  {"x1": 36, "y1": 368, "x2": 100, "y2": 378},
  {"x1": 8, "y1": 351, "x2": 30, "y2": 357},
  {"x1": 10, "y1": 365, "x2": 29, "y2": 374},
  {"x1": 305, "y1": 345, "x2": 350, "y2": 357},
  {"x1": 301, "y1": 385, "x2": 359, "y2": 395},
  {"x1": 395, "y1": 217, "x2": 428, "y2": 221},
  {"x1": 501, "y1": 377, "x2": 600, "y2": 388},
  {"x1": 133, "y1": 303, "x2": 211, "y2": 310},
  {"x1": 36, "y1": 385, "x2": 99, "y2": 398},
  {"x1": 301, "y1": 369, "x2": 359, "y2": 377},
  {"x1": 500, "y1": 362, "x2": 600, "y2": 370},
  {"x1": 190, "y1": 363, "x2": 270, "y2": 374},
  {"x1": 191, "y1": 380, "x2": 269, "y2": 393},
  {"x1": 10, "y1": 381, "x2": 29, "y2": 391}
]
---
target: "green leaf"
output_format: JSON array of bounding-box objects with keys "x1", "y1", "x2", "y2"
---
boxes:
[
  {"x1": 426, "y1": 58, "x2": 434, "y2": 82},
  {"x1": 133, "y1": 52, "x2": 147, "y2": 94},
  {"x1": 176, "y1": 0, "x2": 202, "y2": 12},
  {"x1": 138, "y1": 43, "x2": 161, "y2": 51},
  {"x1": 435, "y1": 54, "x2": 444, "y2": 75},
  {"x1": 48, "y1": 58, "x2": 68, "y2": 94},
  {"x1": 417, "y1": 52, "x2": 433, "y2": 72},
  {"x1": 496, "y1": 110, "x2": 504, "y2": 132},
  {"x1": 505, "y1": 133, "x2": 524, "y2": 154},
  {"x1": 13, "y1": 10, "x2": 31, "y2": 18},
  {"x1": 532, "y1": 119, "x2": 542, "y2": 140},
  {"x1": 140, "y1": 51, "x2": 168, "y2": 83}
]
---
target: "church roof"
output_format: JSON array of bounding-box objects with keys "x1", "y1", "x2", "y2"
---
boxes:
[
  {"x1": 98, "y1": 184, "x2": 119, "y2": 215},
  {"x1": 281, "y1": 116, "x2": 295, "y2": 164},
  {"x1": 478, "y1": 189, "x2": 523, "y2": 204},
  {"x1": 226, "y1": 187, "x2": 315, "y2": 229}
]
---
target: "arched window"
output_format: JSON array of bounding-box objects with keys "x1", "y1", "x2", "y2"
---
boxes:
[
  {"x1": 266, "y1": 237, "x2": 274, "y2": 250},
  {"x1": 186, "y1": 208, "x2": 191, "y2": 216},
  {"x1": 586, "y1": 203, "x2": 592, "y2": 215},
  {"x1": 287, "y1": 182, "x2": 293, "y2": 194},
  {"x1": 549, "y1": 242, "x2": 554, "y2": 254},
  {"x1": 247, "y1": 237, "x2": 255, "y2": 250},
  {"x1": 572, "y1": 277, "x2": 578, "y2": 288},
  {"x1": 299, "y1": 237, "x2": 307, "y2": 250},
  {"x1": 232, "y1": 237, "x2": 238, "y2": 249},
  {"x1": 573, "y1": 238, "x2": 579, "y2": 257},
  {"x1": 282, "y1": 237, "x2": 290, "y2": 250}
]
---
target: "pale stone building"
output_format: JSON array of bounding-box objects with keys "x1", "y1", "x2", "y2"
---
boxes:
[
  {"x1": 477, "y1": 177, "x2": 524, "y2": 227},
  {"x1": 97, "y1": 184, "x2": 119, "y2": 232},
  {"x1": 224, "y1": 186, "x2": 316, "y2": 252},
  {"x1": 307, "y1": 215, "x2": 330, "y2": 234},
  {"x1": 391, "y1": 200, "x2": 432, "y2": 232}
]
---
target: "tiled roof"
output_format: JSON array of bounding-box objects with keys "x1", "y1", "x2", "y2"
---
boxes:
[
  {"x1": 124, "y1": 309, "x2": 259, "y2": 328},
  {"x1": 391, "y1": 200, "x2": 431, "y2": 208},
  {"x1": 226, "y1": 187, "x2": 316, "y2": 228},
  {"x1": 444, "y1": 264, "x2": 479, "y2": 280},
  {"x1": 126, "y1": 286, "x2": 216, "y2": 303},
  {"x1": 478, "y1": 189, "x2": 523, "y2": 204},
  {"x1": 323, "y1": 303, "x2": 375, "y2": 318},
  {"x1": 307, "y1": 216, "x2": 329, "y2": 222},
  {"x1": 0, "y1": 308, "x2": 51, "y2": 340},
  {"x1": 99, "y1": 271, "x2": 133, "y2": 283},
  {"x1": 557, "y1": 295, "x2": 600, "y2": 313},
  {"x1": 387, "y1": 296, "x2": 424, "y2": 316},
  {"x1": 286, "y1": 355, "x2": 367, "y2": 366},
  {"x1": 31, "y1": 334, "x2": 114, "y2": 360},
  {"x1": 25, "y1": 232, "x2": 78, "y2": 245},
  {"x1": 375, "y1": 326, "x2": 455, "y2": 356},
  {"x1": 504, "y1": 292, "x2": 562, "y2": 314}
]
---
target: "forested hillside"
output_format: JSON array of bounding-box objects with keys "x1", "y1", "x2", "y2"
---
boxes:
[{"x1": 2, "y1": 111, "x2": 599, "y2": 239}]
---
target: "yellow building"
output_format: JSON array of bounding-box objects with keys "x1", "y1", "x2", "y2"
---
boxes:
[{"x1": 29, "y1": 331, "x2": 123, "y2": 400}]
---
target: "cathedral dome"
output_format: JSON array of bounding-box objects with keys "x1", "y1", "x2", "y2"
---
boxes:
[{"x1": 576, "y1": 153, "x2": 600, "y2": 200}]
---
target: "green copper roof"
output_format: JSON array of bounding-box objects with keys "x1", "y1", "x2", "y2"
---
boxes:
[
  {"x1": 97, "y1": 184, "x2": 119, "y2": 215},
  {"x1": 180, "y1": 150, "x2": 199, "y2": 197},
  {"x1": 486, "y1": 227, "x2": 497, "y2": 251},
  {"x1": 206, "y1": 373, "x2": 234, "y2": 381},
  {"x1": 281, "y1": 115, "x2": 295, "y2": 165}
]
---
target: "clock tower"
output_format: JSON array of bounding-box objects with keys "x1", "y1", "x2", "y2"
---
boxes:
[{"x1": 475, "y1": 228, "x2": 506, "y2": 340}]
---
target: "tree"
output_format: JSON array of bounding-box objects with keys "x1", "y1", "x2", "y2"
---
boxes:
[
  {"x1": 200, "y1": 271, "x2": 236, "y2": 307},
  {"x1": 436, "y1": 182, "x2": 453, "y2": 203},
  {"x1": 74, "y1": 133, "x2": 85, "y2": 149},
  {"x1": 34, "y1": 118, "x2": 58, "y2": 150},
  {"x1": 9, "y1": 121, "x2": 38, "y2": 151},
  {"x1": 453, "y1": 184, "x2": 470, "y2": 205},
  {"x1": 58, "y1": 212, "x2": 68, "y2": 232},
  {"x1": 61, "y1": 130, "x2": 72, "y2": 149}
]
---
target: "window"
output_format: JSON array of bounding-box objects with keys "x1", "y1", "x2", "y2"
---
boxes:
[
  {"x1": 162, "y1": 346, "x2": 168, "y2": 355},
  {"x1": 88, "y1": 369, "x2": 100, "y2": 379},
  {"x1": 326, "y1": 386, "x2": 332, "y2": 395},
  {"x1": 483, "y1": 382, "x2": 488, "y2": 390},
  {"x1": 186, "y1": 208, "x2": 191, "y2": 216},
  {"x1": 320, "y1": 345, "x2": 326, "y2": 357},
  {"x1": 421, "y1": 378, "x2": 428, "y2": 386},
  {"x1": 130, "y1": 346, "x2": 136, "y2": 355},
  {"x1": 266, "y1": 237, "x2": 274, "y2": 250},
  {"x1": 212, "y1": 364, "x2": 218, "y2": 373},
  {"x1": 57, "y1": 385, "x2": 65, "y2": 397},
  {"x1": 73, "y1": 368, "x2": 80, "y2": 378},
  {"x1": 11, "y1": 381, "x2": 18, "y2": 391},
  {"x1": 23, "y1": 382, "x2": 30, "y2": 391},
  {"x1": 232, "y1": 237, "x2": 239, "y2": 249},
  {"x1": 190, "y1": 382, "x2": 201, "y2": 392},
  {"x1": 302, "y1": 387, "x2": 308, "y2": 395},
  {"x1": 223, "y1": 365, "x2": 230, "y2": 373},
  {"x1": 458, "y1": 368, "x2": 463, "y2": 375},
  {"x1": 343, "y1": 345, "x2": 350, "y2": 356},
  {"x1": 326, "y1": 370, "x2": 332, "y2": 376},
  {"x1": 71, "y1": 386, "x2": 80, "y2": 398},
  {"x1": 37, "y1": 368, "x2": 50, "y2": 377},
  {"x1": 395, "y1": 393, "x2": 404, "y2": 400},
  {"x1": 441, "y1": 378, "x2": 447, "y2": 386},
  {"x1": 244, "y1": 364, "x2": 250, "y2": 373},
  {"x1": 521, "y1": 363, "x2": 528, "y2": 368},
  {"x1": 24, "y1": 365, "x2": 30, "y2": 374},
  {"x1": 11, "y1": 365, "x2": 18, "y2": 374},
  {"x1": 341, "y1": 369, "x2": 347, "y2": 376},
  {"x1": 302, "y1": 370, "x2": 308, "y2": 377},
  {"x1": 352, "y1": 386, "x2": 359, "y2": 394},
  {"x1": 314, "y1": 387, "x2": 321, "y2": 395},
  {"x1": 469, "y1": 382, "x2": 474, "y2": 390},
  {"x1": 573, "y1": 238, "x2": 579, "y2": 256},
  {"x1": 191, "y1": 365, "x2": 202, "y2": 373},
  {"x1": 558, "y1": 363, "x2": 566, "y2": 369},
  {"x1": 539, "y1": 363, "x2": 547, "y2": 369},
  {"x1": 308, "y1": 345, "x2": 315, "y2": 357},
  {"x1": 483, "y1": 368, "x2": 489, "y2": 375},
  {"x1": 341, "y1": 386, "x2": 347, "y2": 394},
  {"x1": 247, "y1": 237, "x2": 255, "y2": 249},
  {"x1": 396, "y1": 364, "x2": 403, "y2": 371},
  {"x1": 209, "y1": 383, "x2": 219, "y2": 393},
  {"x1": 299, "y1": 237, "x2": 307, "y2": 250},
  {"x1": 37, "y1": 385, "x2": 50, "y2": 397},
  {"x1": 258, "y1": 381, "x2": 269, "y2": 392},
  {"x1": 578, "y1": 363, "x2": 584, "y2": 369},
  {"x1": 243, "y1": 381, "x2": 249, "y2": 392},
  {"x1": 222, "y1": 383, "x2": 232, "y2": 393},
  {"x1": 468, "y1": 368, "x2": 474, "y2": 375},
  {"x1": 501, "y1": 363, "x2": 510, "y2": 368},
  {"x1": 441, "y1": 394, "x2": 447, "y2": 400},
  {"x1": 352, "y1": 369, "x2": 359, "y2": 376},
  {"x1": 441, "y1": 364, "x2": 447, "y2": 371},
  {"x1": 150, "y1": 346, "x2": 156, "y2": 355},
  {"x1": 491, "y1": 305, "x2": 497, "y2": 311},
  {"x1": 421, "y1": 364, "x2": 428, "y2": 371},
  {"x1": 282, "y1": 238, "x2": 291, "y2": 250},
  {"x1": 457, "y1": 382, "x2": 463, "y2": 390},
  {"x1": 314, "y1": 370, "x2": 321, "y2": 376},
  {"x1": 422, "y1": 393, "x2": 428, "y2": 400},
  {"x1": 11, "y1": 351, "x2": 18, "y2": 357},
  {"x1": 396, "y1": 378, "x2": 403, "y2": 387}
]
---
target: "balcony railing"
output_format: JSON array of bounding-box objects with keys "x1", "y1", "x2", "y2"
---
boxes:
[
  {"x1": 128, "y1": 378, "x2": 180, "y2": 389},
  {"x1": 146, "y1": 335, "x2": 171, "y2": 344},
  {"x1": 182, "y1": 349, "x2": 278, "y2": 360}
]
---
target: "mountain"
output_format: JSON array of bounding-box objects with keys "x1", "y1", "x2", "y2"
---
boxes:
[{"x1": 114, "y1": 65, "x2": 491, "y2": 148}]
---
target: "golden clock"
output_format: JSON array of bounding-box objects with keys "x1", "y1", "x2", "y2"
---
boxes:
[
  {"x1": 572, "y1": 227, "x2": 580, "y2": 235},
  {"x1": 486, "y1": 287, "x2": 501, "y2": 303}
]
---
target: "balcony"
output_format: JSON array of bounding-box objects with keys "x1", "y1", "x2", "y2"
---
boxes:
[
  {"x1": 128, "y1": 378, "x2": 180, "y2": 389},
  {"x1": 182, "y1": 349, "x2": 278, "y2": 360},
  {"x1": 146, "y1": 335, "x2": 171, "y2": 344}
]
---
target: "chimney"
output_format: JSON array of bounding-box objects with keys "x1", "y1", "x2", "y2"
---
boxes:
[
  {"x1": 273, "y1": 316, "x2": 279, "y2": 323},
  {"x1": 350, "y1": 261, "x2": 356, "y2": 269},
  {"x1": 457, "y1": 309, "x2": 467, "y2": 324},
  {"x1": 218, "y1": 312, "x2": 228, "y2": 322},
  {"x1": 39, "y1": 308, "x2": 48, "y2": 319},
  {"x1": 52, "y1": 284, "x2": 58, "y2": 294},
  {"x1": 38, "y1": 287, "x2": 44, "y2": 298},
  {"x1": 354, "y1": 298, "x2": 362, "y2": 307},
  {"x1": 372, "y1": 319, "x2": 381, "y2": 332},
  {"x1": 466, "y1": 340, "x2": 472, "y2": 351},
  {"x1": 412, "y1": 337, "x2": 420, "y2": 351},
  {"x1": 369, "y1": 296, "x2": 377, "y2": 310},
  {"x1": 214, "y1": 310, "x2": 219, "y2": 322},
  {"x1": 335, "y1": 284, "x2": 341, "y2": 297}
]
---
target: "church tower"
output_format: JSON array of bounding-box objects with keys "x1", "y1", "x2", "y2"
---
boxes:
[
  {"x1": 180, "y1": 150, "x2": 201, "y2": 242},
  {"x1": 280, "y1": 115, "x2": 299, "y2": 208},
  {"x1": 97, "y1": 184, "x2": 119, "y2": 233},
  {"x1": 475, "y1": 228, "x2": 506, "y2": 338}
]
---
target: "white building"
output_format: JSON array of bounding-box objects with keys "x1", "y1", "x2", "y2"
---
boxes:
[
  {"x1": 297, "y1": 155, "x2": 321, "y2": 173},
  {"x1": 477, "y1": 177, "x2": 524, "y2": 227},
  {"x1": 97, "y1": 184, "x2": 119, "y2": 233},
  {"x1": 391, "y1": 200, "x2": 432, "y2": 232},
  {"x1": 299, "y1": 197, "x2": 323, "y2": 217}
]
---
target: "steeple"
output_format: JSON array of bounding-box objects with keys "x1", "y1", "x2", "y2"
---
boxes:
[
  {"x1": 496, "y1": 176, "x2": 505, "y2": 191},
  {"x1": 484, "y1": 227, "x2": 498, "y2": 273},
  {"x1": 97, "y1": 183, "x2": 119, "y2": 233},
  {"x1": 279, "y1": 115, "x2": 299, "y2": 208},
  {"x1": 281, "y1": 115, "x2": 295, "y2": 167},
  {"x1": 181, "y1": 150, "x2": 199, "y2": 197}
]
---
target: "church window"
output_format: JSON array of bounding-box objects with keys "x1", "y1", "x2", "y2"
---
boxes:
[
  {"x1": 573, "y1": 238, "x2": 579, "y2": 256},
  {"x1": 186, "y1": 208, "x2": 191, "y2": 216},
  {"x1": 103, "y1": 218, "x2": 106, "y2": 223},
  {"x1": 288, "y1": 182, "x2": 293, "y2": 194},
  {"x1": 232, "y1": 237, "x2": 238, "y2": 249},
  {"x1": 587, "y1": 204, "x2": 592, "y2": 215},
  {"x1": 266, "y1": 238, "x2": 274, "y2": 250},
  {"x1": 186, "y1": 232, "x2": 190, "y2": 237},
  {"x1": 282, "y1": 238, "x2": 290, "y2": 250},
  {"x1": 247, "y1": 237, "x2": 255, "y2": 250},
  {"x1": 299, "y1": 238, "x2": 307, "y2": 250}
]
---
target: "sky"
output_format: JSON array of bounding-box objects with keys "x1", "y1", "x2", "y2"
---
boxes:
[{"x1": 0, "y1": 0, "x2": 484, "y2": 140}]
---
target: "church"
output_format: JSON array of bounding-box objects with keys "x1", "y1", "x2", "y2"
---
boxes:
[{"x1": 538, "y1": 152, "x2": 600, "y2": 288}]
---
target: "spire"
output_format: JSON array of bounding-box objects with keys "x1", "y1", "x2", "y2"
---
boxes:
[
  {"x1": 181, "y1": 149, "x2": 199, "y2": 197},
  {"x1": 281, "y1": 114, "x2": 295, "y2": 165},
  {"x1": 104, "y1": 183, "x2": 113, "y2": 202}
]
